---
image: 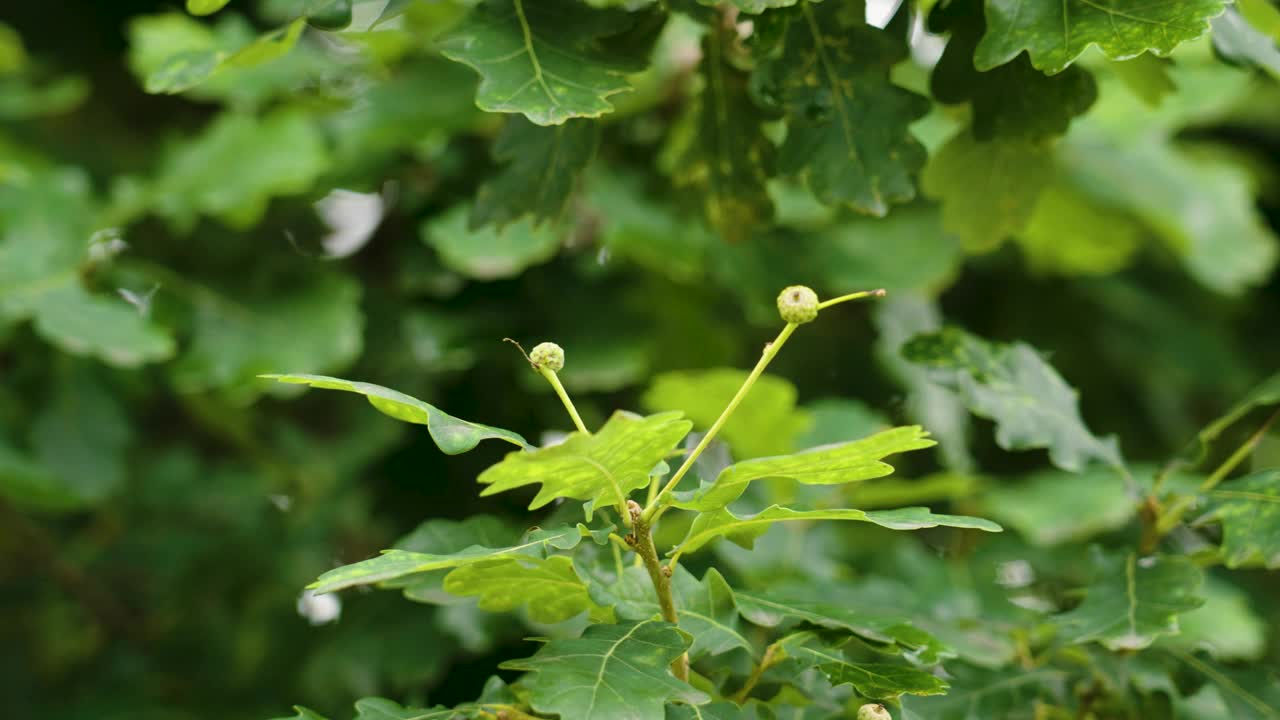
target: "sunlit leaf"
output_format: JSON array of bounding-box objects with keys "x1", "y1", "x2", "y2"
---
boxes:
[
  {"x1": 478, "y1": 411, "x2": 690, "y2": 510},
  {"x1": 643, "y1": 369, "x2": 810, "y2": 459},
  {"x1": 667, "y1": 426, "x2": 935, "y2": 511},
  {"x1": 672, "y1": 504, "x2": 1001, "y2": 559},
  {"x1": 444, "y1": 555, "x2": 613, "y2": 623},
  {"x1": 261, "y1": 374, "x2": 527, "y2": 454}
]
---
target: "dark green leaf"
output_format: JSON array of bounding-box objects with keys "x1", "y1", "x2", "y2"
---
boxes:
[
  {"x1": 261, "y1": 374, "x2": 527, "y2": 454},
  {"x1": 29, "y1": 367, "x2": 130, "y2": 509},
  {"x1": 1054, "y1": 548, "x2": 1205, "y2": 650},
  {"x1": 666, "y1": 701, "x2": 750, "y2": 720},
  {"x1": 981, "y1": 468, "x2": 1134, "y2": 545},
  {"x1": 591, "y1": 565, "x2": 751, "y2": 660},
  {"x1": 471, "y1": 118, "x2": 599, "y2": 229},
  {"x1": 975, "y1": 0, "x2": 1227, "y2": 73},
  {"x1": 478, "y1": 411, "x2": 690, "y2": 509},
  {"x1": 1172, "y1": 651, "x2": 1280, "y2": 719},
  {"x1": 758, "y1": 0, "x2": 929, "y2": 215},
  {"x1": 902, "y1": 665, "x2": 1071, "y2": 719},
  {"x1": 440, "y1": 0, "x2": 645, "y2": 125},
  {"x1": 902, "y1": 327, "x2": 1124, "y2": 472},
  {"x1": 784, "y1": 639, "x2": 948, "y2": 699},
  {"x1": 668, "y1": 26, "x2": 775, "y2": 242},
  {"x1": 501, "y1": 619, "x2": 707, "y2": 720}
]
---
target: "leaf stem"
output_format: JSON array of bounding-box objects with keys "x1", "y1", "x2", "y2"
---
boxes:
[
  {"x1": 642, "y1": 322, "x2": 798, "y2": 522},
  {"x1": 538, "y1": 366, "x2": 589, "y2": 435},
  {"x1": 816, "y1": 287, "x2": 885, "y2": 310},
  {"x1": 1200, "y1": 407, "x2": 1278, "y2": 492},
  {"x1": 630, "y1": 502, "x2": 688, "y2": 681},
  {"x1": 732, "y1": 641, "x2": 781, "y2": 703}
]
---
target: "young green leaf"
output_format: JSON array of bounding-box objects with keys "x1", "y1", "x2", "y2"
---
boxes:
[
  {"x1": 261, "y1": 374, "x2": 527, "y2": 454},
  {"x1": 1054, "y1": 548, "x2": 1205, "y2": 651},
  {"x1": 501, "y1": 619, "x2": 707, "y2": 720},
  {"x1": 672, "y1": 505, "x2": 1001, "y2": 559},
  {"x1": 930, "y1": 0, "x2": 1097, "y2": 142},
  {"x1": 668, "y1": 426, "x2": 936, "y2": 511},
  {"x1": 439, "y1": 0, "x2": 647, "y2": 125},
  {"x1": 590, "y1": 565, "x2": 751, "y2": 660},
  {"x1": 756, "y1": 0, "x2": 929, "y2": 215},
  {"x1": 443, "y1": 555, "x2": 614, "y2": 623},
  {"x1": 902, "y1": 327, "x2": 1124, "y2": 472},
  {"x1": 1199, "y1": 469, "x2": 1280, "y2": 569},
  {"x1": 470, "y1": 117, "x2": 599, "y2": 230},
  {"x1": 975, "y1": 0, "x2": 1227, "y2": 74},
  {"x1": 186, "y1": 0, "x2": 231, "y2": 15},
  {"x1": 307, "y1": 524, "x2": 587, "y2": 594},
  {"x1": 478, "y1": 411, "x2": 691, "y2": 510}
]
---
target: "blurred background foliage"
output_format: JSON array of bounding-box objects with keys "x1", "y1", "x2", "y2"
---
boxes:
[{"x1": 1, "y1": 0, "x2": 1279, "y2": 718}]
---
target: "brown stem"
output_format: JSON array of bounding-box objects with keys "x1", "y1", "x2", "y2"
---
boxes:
[{"x1": 628, "y1": 501, "x2": 688, "y2": 681}]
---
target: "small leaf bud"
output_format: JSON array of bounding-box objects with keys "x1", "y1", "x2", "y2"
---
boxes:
[
  {"x1": 857, "y1": 704, "x2": 892, "y2": 720},
  {"x1": 529, "y1": 341, "x2": 565, "y2": 372},
  {"x1": 777, "y1": 285, "x2": 819, "y2": 324}
]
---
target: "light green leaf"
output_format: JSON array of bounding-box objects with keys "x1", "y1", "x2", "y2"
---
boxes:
[
  {"x1": 1200, "y1": 469, "x2": 1280, "y2": 569},
  {"x1": 1107, "y1": 55, "x2": 1176, "y2": 107},
  {"x1": 444, "y1": 555, "x2": 613, "y2": 623},
  {"x1": 1017, "y1": 182, "x2": 1144, "y2": 276},
  {"x1": 1195, "y1": 372, "x2": 1280, "y2": 456},
  {"x1": 1166, "y1": 576, "x2": 1268, "y2": 661},
  {"x1": 1059, "y1": 116, "x2": 1277, "y2": 296},
  {"x1": 975, "y1": 0, "x2": 1226, "y2": 74},
  {"x1": 921, "y1": 130, "x2": 1053, "y2": 253},
  {"x1": 0, "y1": 169, "x2": 174, "y2": 367},
  {"x1": 672, "y1": 504, "x2": 1001, "y2": 559},
  {"x1": 714, "y1": 0, "x2": 798, "y2": 13},
  {"x1": 590, "y1": 566, "x2": 751, "y2": 660},
  {"x1": 260, "y1": 374, "x2": 526, "y2": 454},
  {"x1": 308, "y1": 525, "x2": 585, "y2": 593},
  {"x1": 785, "y1": 640, "x2": 949, "y2": 699},
  {"x1": 478, "y1": 411, "x2": 690, "y2": 509},
  {"x1": 733, "y1": 585, "x2": 950, "y2": 663},
  {"x1": 930, "y1": 0, "x2": 1097, "y2": 141},
  {"x1": 668, "y1": 26, "x2": 775, "y2": 242},
  {"x1": 1239, "y1": 0, "x2": 1280, "y2": 42},
  {"x1": 501, "y1": 619, "x2": 707, "y2": 720},
  {"x1": 150, "y1": 109, "x2": 328, "y2": 229},
  {"x1": 820, "y1": 208, "x2": 963, "y2": 295},
  {"x1": 439, "y1": 0, "x2": 645, "y2": 125},
  {"x1": 187, "y1": 0, "x2": 232, "y2": 15},
  {"x1": 1054, "y1": 548, "x2": 1205, "y2": 651},
  {"x1": 643, "y1": 369, "x2": 810, "y2": 459},
  {"x1": 1213, "y1": 7, "x2": 1280, "y2": 79},
  {"x1": 422, "y1": 204, "x2": 562, "y2": 281},
  {"x1": 902, "y1": 327, "x2": 1124, "y2": 472},
  {"x1": 668, "y1": 426, "x2": 936, "y2": 511},
  {"x1": 796, "y1": 399, "x2": 890, "y2": 450},
  {"x1": 269, "y1": 706, "x2": 330, "y2": 720},
  {"x1": 471, "y1": 118, "x2": 599, "y2": 230},
  {"x1": 981, "y1": 467, "x2": 1134, "y2": 545},
  {"x1": 144, "y1": 18, "x2": 306, "y2": 94},
  {"x1": 758, "y1": 0, "x2": 929, "y2": 215},
  {"x1": 172, "y1": 273, "x2": 362, "y2": 399}
]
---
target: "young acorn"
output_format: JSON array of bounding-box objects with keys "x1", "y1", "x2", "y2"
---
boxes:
[
  {"x1": 777, "y1": 285, "x2": 820, "y2": 324},
  {"x1": 857, "y1": 704, "x2": 892, "y2": 720}
]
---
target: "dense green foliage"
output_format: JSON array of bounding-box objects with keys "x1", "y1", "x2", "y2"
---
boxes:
[{"x1": 3, "y1": 0, "x2": 1280, "y2": 718}]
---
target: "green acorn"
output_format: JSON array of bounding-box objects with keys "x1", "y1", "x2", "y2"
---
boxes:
[
  {"x1": 857, "y1": 704, "x2": 892, "y2": 720},
  {"x1": 529, "y1": 341, "x2": 565, "y2": 372},
  {"x1": 777, "y1": 285, "x2": 819, "y2": 324}
]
